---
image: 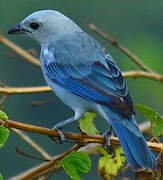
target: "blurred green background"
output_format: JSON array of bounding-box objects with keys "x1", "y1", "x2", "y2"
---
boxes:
[{"x1": 0, "y1": 0, "x2": 163, "y2": 179}]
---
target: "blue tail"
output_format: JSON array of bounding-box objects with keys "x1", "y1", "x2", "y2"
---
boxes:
[{"x1": 101, "y1": 108, "x2": 156, "y2": 170}]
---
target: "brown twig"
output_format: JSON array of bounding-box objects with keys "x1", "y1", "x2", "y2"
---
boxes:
[
  {"x1": 12, "y1": 129, "x2": 52, "y2": 160},
  {"x1": 17, "y1": 144, "x2": 82, "y2": 180},
  {"x1": 31, "y1": 98, "x2": 55, "y2": 106},
  {"x1": 1, "y1": 119, "x2": 162, "y2": 153},
  {"x1": 0, "y1": 94, "x2": 8, "y2": 104},
  {"x1": 15, "y1": 147, "x2": 49, "y2": 162},
  {"x1": 123, "y1": 71, "x2": 163, "y2": 82},
  {"x1": 10, "y1": 143, "x2": 99, "y2": 180},
  {"x1": 0, "y1": 86, "x2": 51, "y2": 94},
  {"x1": 0, "y1": 35, "x2": 40, "y2": 66},
  {"x1": 88, "y1": 23, "x2": 153, "y2": 73},
  {"x1": 9, "y1": 159, "x2": 61, "y2": 180}
]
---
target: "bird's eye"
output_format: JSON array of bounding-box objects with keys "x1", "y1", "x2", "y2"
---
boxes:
[{"x1": 29, "y1": 22, "x2": 39, "y2": 30}]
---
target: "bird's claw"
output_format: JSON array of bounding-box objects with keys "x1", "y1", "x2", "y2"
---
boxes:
[
  {"x1": 49, "y1": 127, "x2": 66, "y2": 144},
  {"x1": 103, "y1": 127, "x2": 115, "y2": 153},
  {"x1": 103, "y1": 131, "x2": 111, "y2": 148}
]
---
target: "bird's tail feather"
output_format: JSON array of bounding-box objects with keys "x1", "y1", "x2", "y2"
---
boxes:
[
  {"x1": 110, "y1": 118, "x2": 156, "y2": 170},
  {"x1": 100, "y1": 107, "x2": 156, "y2": 170}
]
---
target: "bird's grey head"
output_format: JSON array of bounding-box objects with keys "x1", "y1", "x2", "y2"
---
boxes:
[{"x1": 8, "y1": 10, "x2": 82, "y2": 44}]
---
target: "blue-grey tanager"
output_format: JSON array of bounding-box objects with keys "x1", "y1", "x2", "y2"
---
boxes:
[{"x1": 8, "y1": 10, "x2": 156, "y2": 170}]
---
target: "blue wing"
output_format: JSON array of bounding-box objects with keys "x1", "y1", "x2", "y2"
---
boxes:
[
  {"x1": 42, "y1": 32, "x2": 134, "y2": 117},
  {"x1": 44, "y1": 59, "x2": 134, "y2": 117}
]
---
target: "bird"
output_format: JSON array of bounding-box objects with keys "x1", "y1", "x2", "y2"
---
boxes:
[{"x1": 8, "y1": 10, "x2": 156, "y2": 170}]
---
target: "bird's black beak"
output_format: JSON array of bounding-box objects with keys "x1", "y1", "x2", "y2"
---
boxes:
[{"x1": 8, "y1": 24, "x2": 26, "y2": 35}]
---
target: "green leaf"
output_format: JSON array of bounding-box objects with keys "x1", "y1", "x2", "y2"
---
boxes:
[
  {"x1": 98, "y1": 147, "x2": 126, "y2": 180},
  {"x1": 0, "y1": 111, "x2": 9, "y2": 148},
  {"x1": 0, "y1": 174, "x2": 3, "y2": 180},
  {"x1": 79, "y1": 112, "x2": 99, "y2": 135},
  {"x1": 135, "y1": 104, "x2": 163, "y2": 137},
  {"x1": 0, "y1": 111, "x2": 8, "y2": 121},
  {"x1": 61, "y1": 152, "x2": 92, "y2": 180},
  {"x1": 0, "y1": 126, "x2": 9, "y2": 148}
]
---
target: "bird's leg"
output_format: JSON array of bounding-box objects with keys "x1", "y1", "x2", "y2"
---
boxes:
[
  {"x1": 50, "y1": 112, "x2": 83, "y2": 143},
  {"x1": 103, "y1": 126, "x2": 115, "y2": 151},
  {"x1": 49, "y1": 117, "x2": 76, "y2": 144},
  {"x1": 52, "y1": 117, "x2": 76, "y2": 130}
]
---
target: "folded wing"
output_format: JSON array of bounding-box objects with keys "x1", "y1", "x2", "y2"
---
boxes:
[{"x1": 44, "y1": 57, "x2": 134, "y2": 117}]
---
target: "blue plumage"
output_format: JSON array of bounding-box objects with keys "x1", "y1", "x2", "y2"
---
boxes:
[
  {"x1": 103, "y1": 108, "x2": 156, "y2": 170},
  {"x1": 43, "y1": 31, "x2": 156, "y2": 170},
  {"x1": 8, "y1": 10, "x2": 156, "y2": 171}
]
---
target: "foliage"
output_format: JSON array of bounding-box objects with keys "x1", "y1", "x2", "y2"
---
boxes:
[
  {"x1": 79, "y1": 112, "x2": 127, "y2": 179},
  {"x1": 60, "y1": 152, "x2": 92, "y2": 180},
  {"x1": 0, "y1": 127, "x2": 9, "y2": 148},
  {"x1": 98, "y1": 147, "x2": 126, "y2": 180},
  {"x1": 0, "y1": 111, "x2": 8, "y2": 121},
  {"x1": 79, "y1": 112, "x2": 99, "y2": 135},
  {"x1": 0, "y1": 174, "x2": 3, "y2": 180},
  {"x1": 0, "y1": 111, "x2": 9, "y2": 148},
  {"x1": 135, "y1": 104, "x2": 163, "y2": 138}
]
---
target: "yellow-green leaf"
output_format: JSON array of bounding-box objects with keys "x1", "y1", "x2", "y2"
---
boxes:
[
  {"x1": 98, "y1": 147, "x2": 126, "y2": 180},
  {"x1": 79, "y1": 112, "x2": 99, "y2": 135},
  {"x1": 135, "y1": 104, "x2": 163, "y2": 137},
  {"x1": 61, "y1": 152, "x2": 92, "y2": 180}
]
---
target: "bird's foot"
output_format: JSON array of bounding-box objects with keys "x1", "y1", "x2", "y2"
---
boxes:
[
  {"x1": 49, "y1": 127, "x2": 66, "y2": 144},
  {"x1": 49, "y1": 118, "x2": 80, "y2": 144},
  {"x1": 103, "y1": 127, "x2": 115, "y2": 153},
  {"x1": 49, "y1": 116, "x2": 84, "y2": 144}
]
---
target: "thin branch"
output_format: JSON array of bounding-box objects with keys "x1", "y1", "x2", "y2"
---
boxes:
[
  {"x1": 88, "y1": 23, "x2": 153, "y2": 72},
  {"x1": 0, "y1": 94, "x2": 8, "y2": 104},
  {"x1": 16, "y1": 144, "x2": 82, "y2": 180},
  {"x1": 123, "y1": 71, "x2": 163, "y2": 82},
  {"x1": 15, "y1": 147, "x2": 49, "y2": 162},
  {"x1": 31, "y1": 98, "x2": 55, "y2": 106},
  {"x1": 9, "y1": 143, "x2": 100, "y2": 180},
  {"x1": 9, "y1": 159, "x2": 61, "y2": 180},
  {"x1": 0, "y1": 86, "x2": 51, "y2": 94},
  {"x1": 0, "y1": 35, "x2": 40, "y2": 66},
  {"x1": 12, "y1": 128, "x2": 52, "y2": 160},
  {"x1": 1, "y1": 119, "x2": 162, "y2": 153}
]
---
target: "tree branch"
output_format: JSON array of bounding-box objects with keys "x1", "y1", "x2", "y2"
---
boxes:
[
  {"x1": 9, "y1": 122, "x2": 153, "y2": 179},
  {"x1": 123, "y1": 71, "x2": 163, "y2": 82},
  {"x1": 12, "y1": 129, "x2": 52, "y2": 160},
  {"x1": 88, "y1": 23, "x2": 153, "y2": 72},
  {"x1": 0, "y1": 86, "x2": 51, "y2": 94},
  {"x1": 0, "y1": 35, "x2": 40, "y2": 67},
  {"x1": 9, "y1": 143, "x2": 100, "y2": 180},
  {"x1": 13, "y1": 144, "x2": 82, "y2": 180},
  {"x1": 1, "y1": 119, "x2": 162, "y2": 153}
]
